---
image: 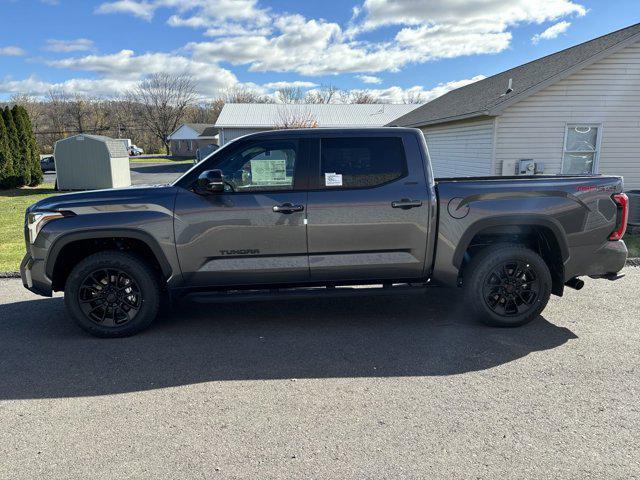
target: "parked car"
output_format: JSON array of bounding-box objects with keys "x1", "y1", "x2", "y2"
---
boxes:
[
  {"x1": 128, "y1": 145, "x2": 144, "y2": 156},
  {"x1": 21, "y1": 128, "x2": 628, "y2": 337},
  {"x1": 40, "y1": 155, "x2": 55, "y2": 172}
]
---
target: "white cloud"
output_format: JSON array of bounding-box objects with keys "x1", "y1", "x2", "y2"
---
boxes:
[
  {"x1": 263, "y1": 81, "x2": 318, "y2": 90},
  {"x1": 45, "y1": 49, "x2": 238, "y2": 96},
  {"x1": 96, "y1": 0, "x2": 269, "y2": 25},
  {"x1": 0, "y1": 75, "x2": 139, "y2": 97},
  {"x1": 357, "y1": 75, "x2": 382, "y2": 84},
  {"x1": 0, "y1": 46, "x2": 26, "y2": 56},
  {"x1": 364, "y1": 75, "x2": 485, "y2": 103},
  {"x1": 44, "y1": 38, "x2": 95, "y2": 52},
  {"x1": 95, "y1": 0, "x2": 156, "y2": 20},
  {"x1": 532, "y1": 21, "x2": 572, "y2": 44}
]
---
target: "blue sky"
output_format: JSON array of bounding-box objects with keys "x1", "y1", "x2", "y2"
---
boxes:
[{"x1": 1, "y1": 0, "x2": 639, "y2": 102}]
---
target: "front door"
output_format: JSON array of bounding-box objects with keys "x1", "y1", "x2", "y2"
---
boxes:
[
  {"x1": 306, "y1": 134, "x2": 431, "y2": 282},
  {"x1": 174, "y1": 138, "x2": 310, "y2": 287}
]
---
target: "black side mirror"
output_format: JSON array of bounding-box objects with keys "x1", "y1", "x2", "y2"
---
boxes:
[{"x1": 196, "y1": 169, "x2": 224, "y2": 194}]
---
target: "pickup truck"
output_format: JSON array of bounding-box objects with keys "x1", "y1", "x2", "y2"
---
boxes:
[{"x1": 21, "y1": 128, "x2": 629, "y2": 337}]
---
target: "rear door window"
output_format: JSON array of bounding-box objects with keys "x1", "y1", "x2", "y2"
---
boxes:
[{"x1": 319, "y1": 137, "x2": 407, "y2": 189}]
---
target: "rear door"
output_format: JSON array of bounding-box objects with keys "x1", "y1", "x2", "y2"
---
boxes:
[
  {"x1": 306, "y1": 133, "x2": 431, "y2": 281},
  {"x1": 174, "y1": 137, "x2": 311, "y2": 287}
]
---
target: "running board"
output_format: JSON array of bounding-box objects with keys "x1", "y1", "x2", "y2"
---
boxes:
[{"x1": 184, "y1": 283, "x2": 431, "y2": 304}]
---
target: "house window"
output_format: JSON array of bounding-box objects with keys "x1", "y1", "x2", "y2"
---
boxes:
[{"x1": 562, "y1": 125, "x2": 601, "y2": 174}]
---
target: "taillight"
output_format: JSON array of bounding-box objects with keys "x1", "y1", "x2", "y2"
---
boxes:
[{"x1": 609, "y1": 193, "x2": 629, "y2": 241}]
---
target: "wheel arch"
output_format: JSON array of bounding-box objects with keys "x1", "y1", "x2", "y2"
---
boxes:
[
  {"x1": 47, "y1": 229, "x2": 173, "y2": 291},
  {"x1": 455, "y1": 216, "x2": 568, "y2": 296}
]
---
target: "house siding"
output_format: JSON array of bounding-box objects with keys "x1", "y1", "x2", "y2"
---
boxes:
[
  {"x1": 220, "y1": 128, "x2": 269, "y2": 145},
  {"x1": 495, "y1": 40, "x2": 640, "y2": 189},
  {"x1": 421, "y1": 118, "x2": 494, "y2": 177},
  {"x1": 170, "y1": 139, "x2": 212, "y2": 157}
]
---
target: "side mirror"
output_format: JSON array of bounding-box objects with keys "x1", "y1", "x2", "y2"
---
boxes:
[{"x1": 196, "y1": 169, "x2": 224, "y2": 194}]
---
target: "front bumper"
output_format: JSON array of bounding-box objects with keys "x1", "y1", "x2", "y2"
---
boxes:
[{"x1": 20, "y1": 253, "x2": 52, "y2": 297}]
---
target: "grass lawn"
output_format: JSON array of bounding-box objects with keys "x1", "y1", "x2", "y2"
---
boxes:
[
  {"x1": 129, "y1": 157, "x2": 194, "y2": 164},
  {"x1": 0, "y1": 184, "x2": 57, "y2": 272},
  {"x1": 625, "y1": 232, "x2": 640, "y2": 258}
]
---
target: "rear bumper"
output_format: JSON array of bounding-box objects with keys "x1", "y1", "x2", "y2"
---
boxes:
[
  {"x1": 565, "y1": 240, "x2": 628, "y2": 281},
  {"x1": 20, "y1": 253, "x2": 52, "y2": 297}
]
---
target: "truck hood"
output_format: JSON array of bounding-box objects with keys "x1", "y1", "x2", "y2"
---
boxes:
[{"x1": 28, "y1": 184, "x2": 178, "y2": 213}]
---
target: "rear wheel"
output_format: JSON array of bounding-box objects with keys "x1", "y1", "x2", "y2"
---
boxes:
[
  {"x1": 64, "y1": 251, "x2": 160, "y2": 337},
  {"x1": 465, "y1": 244, "x2": 552, "y2": 327}
]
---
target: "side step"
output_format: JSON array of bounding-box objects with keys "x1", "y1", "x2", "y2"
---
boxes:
[{"x1": 184, "y1": 283, "x2": 431, "y2": 304}]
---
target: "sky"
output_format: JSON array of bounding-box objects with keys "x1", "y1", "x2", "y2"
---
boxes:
[{"x1": 0, "y1": 0, "x2": 639, "y2": 103}]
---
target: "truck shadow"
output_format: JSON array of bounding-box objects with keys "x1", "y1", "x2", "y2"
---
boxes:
[{"x1": 0, "y1": 288, "x2": 577, "y2": 400}]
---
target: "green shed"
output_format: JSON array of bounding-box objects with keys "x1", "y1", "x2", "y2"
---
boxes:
[{"x1": 54, "y1": 134, "x2": 131, "y2": 190}]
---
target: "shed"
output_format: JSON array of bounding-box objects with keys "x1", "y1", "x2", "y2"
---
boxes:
[{"x1": 54, "y1": 134, "x2": 131, "y2": 190}]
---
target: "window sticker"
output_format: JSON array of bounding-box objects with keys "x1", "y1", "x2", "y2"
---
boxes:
[
  {"x1": 251, "y1": 159, "x2": 288, "y2": 185},
  {"x1": 325, "y1": 172, "x2": 343, "y2": 187}
]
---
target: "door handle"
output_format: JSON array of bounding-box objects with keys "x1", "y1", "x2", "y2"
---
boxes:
[
  {"x1": 273, "y1": 203, "x2": 304, "y2": 214},
  {"x1": 392, "y1": 199, "x2": 423, "y2": 209}
]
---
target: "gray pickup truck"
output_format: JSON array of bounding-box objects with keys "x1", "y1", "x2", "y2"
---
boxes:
[{"x1": 21, "y1": 128, "x2": 629, "y2": 337}]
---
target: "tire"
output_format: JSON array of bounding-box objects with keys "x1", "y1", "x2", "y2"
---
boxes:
[
  {"x1": 64, "y1": 251, "x2": 161, "y2": 337},
  {"x1": 464, "y1": 244, "x2": 552, "y2": 327}
]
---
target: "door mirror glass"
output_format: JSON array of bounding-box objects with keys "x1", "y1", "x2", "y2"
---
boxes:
[{"x1": 196, "y1": 169, "x2": 224, "y2": 193}]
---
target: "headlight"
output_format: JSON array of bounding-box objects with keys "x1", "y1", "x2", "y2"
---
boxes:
[{"x1": 27, "y1": 211, "x2": 65, "y2": 244}]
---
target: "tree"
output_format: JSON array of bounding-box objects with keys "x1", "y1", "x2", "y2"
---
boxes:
[
  {"x1": 305, "y1": 84, "x2": 341, "y2": 104},
  {"x1": 129, "y1": 73, "x2": 199, "y2": 154},
  {"x1": 276, "y1": 87, "x2": 304, "y2": 104},
  {"x1": 11, "y1": 105, "x2": 33, "y2": 186},
  {"x1": 2, "y1": 107, "x2": 20, "y2": 185},
  {"x1": 274, "y1": 107, "x2": 318, "y2": 129},
  {"x1": 0, "y1": 113, "x2": 15, "y2": 188},
  {"x1": 15, "y1": 105, "x2": 42, "y2": 185},
  {"x1": 349, "y1": 90, "x2": 379, "y2": 104}
]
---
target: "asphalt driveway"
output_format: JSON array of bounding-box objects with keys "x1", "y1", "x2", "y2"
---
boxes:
[{"x1": 0, "y1": 270, "x2": 638, "y2": 479}]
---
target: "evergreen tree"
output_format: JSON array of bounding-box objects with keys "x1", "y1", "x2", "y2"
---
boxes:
[
  {"x1": 15, "y1": 106, "x2": 42, "y2": 185},
  {"x1": 11, "y1": 105, "x2": 32, "y2": 186},
  {"x1": 0, "y1": 114, "x2": 15, "y2": 189},
  {"x1": 2, "y1": 107, "x2": 20, "y2": 187}
]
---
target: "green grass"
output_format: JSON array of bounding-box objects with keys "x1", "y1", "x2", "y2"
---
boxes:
[
  {"x1": 129, "y1": 157, "x2": 194, "y2": 164},
  {"x1": 624, "y1": 232, "x2": 640, "y2": 258},
  {"x1": 0, "y1": 184, "x2": 57, "y2": 272}
]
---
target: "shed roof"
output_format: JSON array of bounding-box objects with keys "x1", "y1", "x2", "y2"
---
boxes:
[
  {"x1": 215, "y1": 103, "x2": 420, "y2": 128},
  {"x1": 57, "y1": 134, "x2": 128, "y2": 158},
  {"x1": 391, "y1": 22, "x2": 640, "y2": 127}
]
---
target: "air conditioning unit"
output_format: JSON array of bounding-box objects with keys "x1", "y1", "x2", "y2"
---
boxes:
[{"x1": 501, "y1": 159, "x2": 545, "y2": 176}]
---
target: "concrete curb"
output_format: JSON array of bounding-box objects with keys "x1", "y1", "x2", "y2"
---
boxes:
[{"x1": 0, "y1": 272, "x2": 21, "y2": 278}]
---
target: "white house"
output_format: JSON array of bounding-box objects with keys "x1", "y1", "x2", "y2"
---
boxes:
[
  {"x1": 167, "y1": 123, "x2": 218, "y2": 157},
  {"x1": 390, "y1": 22, "x2": 640, "y2": 191},
  {"x1": 214, "y1": 103, "x2": 421, "y2": 146}
]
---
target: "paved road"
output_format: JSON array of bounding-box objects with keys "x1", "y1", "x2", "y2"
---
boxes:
[
  {"x1": 0, "y1": 271, "x2": 638, "y2": 479},
  {"x1": 43, "y1": 162, "x2": 193, "y2": 187}
]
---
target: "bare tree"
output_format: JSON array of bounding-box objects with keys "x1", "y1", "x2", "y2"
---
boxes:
[
  {"x1": 402, "y1": 90, "x2": 425, "y2": 104},
  {"x1": 349, "y1": 90, "x2": 379, "y2": 104},
  {"x1": 129, "y1": 73, "x2": 198, "y2": 153},
  {"x1": 276, "y1": 87, "x2": 304, "y2": 104},
  {"x1": 305, "y1": 84, "x2": 341, "y2": 104},
  {"x1": 220, "y1": 86, "x2": 274, "y2": 104},
  {"x1": 273, "y1": 107, "x2": 318, "y2": 129}
]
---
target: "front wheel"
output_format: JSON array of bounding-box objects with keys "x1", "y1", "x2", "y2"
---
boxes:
[
  {"x1": 465, "y1": 244, "x2": 552, "y2": 327},
  {"x1": 64, "y1": 251, "x2": 161, "y2": 337}
]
